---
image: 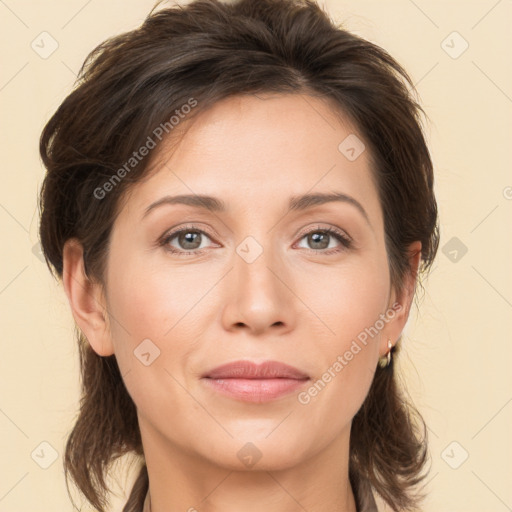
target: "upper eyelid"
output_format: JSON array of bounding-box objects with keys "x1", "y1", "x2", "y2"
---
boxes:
[
  {"x1": 162, "y1": 224, "x2": 351, "y2": 246},
  {"x1": 296, "y1": 224, "x2": 351, "y2": 240}
]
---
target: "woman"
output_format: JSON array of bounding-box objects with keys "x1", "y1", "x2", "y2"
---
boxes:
[{"x1": 37, "y1": 0, "x2": 439, "y2": 511}]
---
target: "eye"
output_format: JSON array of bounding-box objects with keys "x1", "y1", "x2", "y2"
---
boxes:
[
  {"x1": 160, "y1": 225, "x2": 216, "y2": 256},
  {"x1": 295, "y1": 225, "x2": 352, "y2": 254},
  {"x1": 159, "y1": 224, "x2": 353, "y2": 257}
]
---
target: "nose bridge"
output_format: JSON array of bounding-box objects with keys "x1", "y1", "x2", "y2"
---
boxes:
[
  {"x1": 224, "y1": 227, "x2": 294, "y2": 332},
  {"x1": 230, "y1": 205, "x2": 280, "y2": 281},
  {"x1": 234, "y1": 231, "x2": 282, "y2": 298}
]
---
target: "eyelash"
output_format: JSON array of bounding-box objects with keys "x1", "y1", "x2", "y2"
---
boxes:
[{"x1": 159, "y1": 224, "x2": 353, "y2": 257}]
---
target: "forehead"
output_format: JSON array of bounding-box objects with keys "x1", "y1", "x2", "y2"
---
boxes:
[{"x1": 119, "y1": 93, "x2": 381, "y2": 223}]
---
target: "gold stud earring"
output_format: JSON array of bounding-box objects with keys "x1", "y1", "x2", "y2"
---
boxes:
[{"x1": 378, "y1": 339, "x2": 393, "y2": 368}]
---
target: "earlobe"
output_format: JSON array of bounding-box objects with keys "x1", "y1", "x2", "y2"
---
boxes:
[{"x1": 62, "y1": 238, "x2": 114, "y2": 357}]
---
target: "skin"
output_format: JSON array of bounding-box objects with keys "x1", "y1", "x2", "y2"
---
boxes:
[{"x1": 62, "y1": 92, "x2": 421, "y2": 512}]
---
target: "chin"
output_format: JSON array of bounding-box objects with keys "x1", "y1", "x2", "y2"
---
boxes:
[{"x1": 199, "y1": 434, "x2": 311, "y2": 472}]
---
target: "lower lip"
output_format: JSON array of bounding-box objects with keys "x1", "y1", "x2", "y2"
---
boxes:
[{"x1": 202, "y1": 377, "x2": 309, "y2": 403}]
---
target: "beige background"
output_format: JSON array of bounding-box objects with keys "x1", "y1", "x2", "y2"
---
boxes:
[{"x1": 1, "y1": 0, "x2": 511, "y2": 510}]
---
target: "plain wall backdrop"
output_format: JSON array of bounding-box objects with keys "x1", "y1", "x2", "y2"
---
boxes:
[{"x1": 1, "y1": 0, "x2": 511, "y2": 510}]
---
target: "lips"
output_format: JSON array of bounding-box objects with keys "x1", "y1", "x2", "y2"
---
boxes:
[
  {"x1": 202, "y1": 360, "x2": 309, "y2": 380},
  {"x1": 201, "y1": 360, "x2": 310, "y2": 403}
]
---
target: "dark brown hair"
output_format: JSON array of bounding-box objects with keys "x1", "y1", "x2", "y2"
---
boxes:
[{"x1": 38, "y1": 0, "x2": 439, "y2": 510}]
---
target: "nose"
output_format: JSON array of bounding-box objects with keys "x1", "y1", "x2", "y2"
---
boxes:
[{"x1": 221, "y1": 238, "x2": 296, "y2": 336}]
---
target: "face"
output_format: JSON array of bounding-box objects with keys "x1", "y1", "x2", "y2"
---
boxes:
[{"x1": 71, "y1": 92, "x2": 415, "y2": 472}]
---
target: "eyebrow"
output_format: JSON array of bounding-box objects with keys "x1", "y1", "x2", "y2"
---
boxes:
[{"x1": 142, "y1": 192, "x2": 371, "y2": 227}]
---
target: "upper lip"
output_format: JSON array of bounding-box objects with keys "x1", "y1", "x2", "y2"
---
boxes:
[{"x1": 202, "y1": 360, "x2": 309, "y2": 380}]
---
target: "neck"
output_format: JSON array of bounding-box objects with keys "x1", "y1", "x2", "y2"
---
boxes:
[{"x1": 140, "y1": 418, "x2": 357, "y2": 512}]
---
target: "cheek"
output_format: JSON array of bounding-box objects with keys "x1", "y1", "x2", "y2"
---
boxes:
[
  {"x1": 296, "y1": 259, "x2": 388, "y2": 413},
  {"x1": 303, "y1": 254, "x2": 389, "y2": 345},
  {"x1": 103, "y1": 252, "x2": 177, "y2": 370},
  {"x1": 104, "y1": 261, "x2": 203, "y2": 426},
  {"x1": 104, "y1": 250, "x2": 217, "y2": 396},
  {"x1": 107, "y1": 249, "x2": 196, "y2": 338}
]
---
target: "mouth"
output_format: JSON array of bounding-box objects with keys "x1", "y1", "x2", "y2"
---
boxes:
[
  {"x1": 201, "y1": 360, "x2": 310, "y2": 403},
  {"x1": 202, "y1": 359, "x2": 309, "y2": 379}
]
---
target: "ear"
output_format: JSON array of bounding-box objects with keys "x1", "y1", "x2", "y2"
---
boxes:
[
  {"x1": 379, "y1": 240, "x2": 422, "y2": 357},
  {"x1": 62, "y1": 238, "x2": 114, "y2": 356}
]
